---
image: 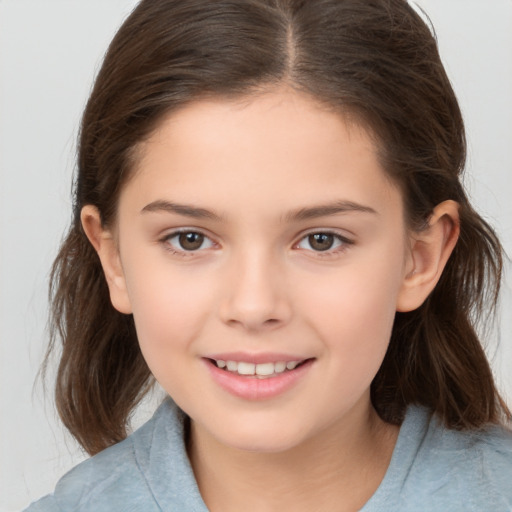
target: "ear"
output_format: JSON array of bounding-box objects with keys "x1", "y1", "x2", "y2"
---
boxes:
[
  {"x1": 396, "y1": 200, "x2": 460, "y2": 312},
  {"x1": 81, "y1": 205, "x2": 133, "y2": 314}
]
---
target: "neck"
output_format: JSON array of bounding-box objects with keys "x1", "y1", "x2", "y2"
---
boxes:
[{"x1": 188, "y1": 400, "x2": 399, "y2": 512}]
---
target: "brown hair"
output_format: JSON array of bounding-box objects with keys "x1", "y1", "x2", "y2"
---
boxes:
[{"x1": 45, "y1": 0, "x2": 510, "y2": 455}]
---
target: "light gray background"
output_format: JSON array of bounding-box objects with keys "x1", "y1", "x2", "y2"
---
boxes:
[{"x1": 1, "y1": 1, "x2": 511, "y2": 510}]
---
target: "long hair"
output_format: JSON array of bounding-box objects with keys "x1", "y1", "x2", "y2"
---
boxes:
[{"x1": 45, "y1": 0, "x2": 510, "y2": 455}]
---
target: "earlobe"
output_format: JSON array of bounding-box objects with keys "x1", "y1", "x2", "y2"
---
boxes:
[
  {"x1": 396, "y1": 200, "x2": 460, "y2": 312},
  {"x1": 80, "y1": 205, "x2": 133, "y2": 314}
]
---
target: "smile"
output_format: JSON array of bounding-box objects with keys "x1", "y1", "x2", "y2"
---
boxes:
[
  {"x1": 212, "y1": 359, "x2": 302, "y2": 378},
  {"x1": 205, "y1": 356, "x2": 314, "y2": 400}
]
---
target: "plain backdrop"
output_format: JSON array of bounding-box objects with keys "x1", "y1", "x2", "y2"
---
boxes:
[{"x1": 1, "y1": 1, "x2": 511, "y2": 510}]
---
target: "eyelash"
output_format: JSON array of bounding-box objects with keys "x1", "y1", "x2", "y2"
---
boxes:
[
  {"x1": 294, "y1": 230, "x2": 354, "y2": 258},
  {"x1": 159, "y1": 229, "x2": 354, "y2": 258},
  {"x1": 160, "y1": 229, "x2": 216, "y2": 257}
]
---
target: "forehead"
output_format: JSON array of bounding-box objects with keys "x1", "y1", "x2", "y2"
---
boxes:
[
  {"x1": 141, "y1": 89, "x2": 376, "y2": 166},
  {"x1": 123, "y1": 89, "x2": 401, "y2": 220}
]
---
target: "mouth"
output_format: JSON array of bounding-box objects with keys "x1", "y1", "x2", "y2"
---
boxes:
[
  {"x1": 206, "y1": 358, "x2": 312, "y2": 379},
  {"x1": 204, "y1": 355, "x2": 315, "y2": 400}
]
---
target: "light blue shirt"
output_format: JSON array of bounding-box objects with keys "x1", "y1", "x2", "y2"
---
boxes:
[{"x1": 24, "y1": 398, "x2": 512, "y2": 511}]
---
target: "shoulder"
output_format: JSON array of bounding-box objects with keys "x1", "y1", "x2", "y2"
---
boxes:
[
  {"x1": 365, "y1": 406, "x2": 512, "y2": 512},
  {"x1": 24, "y1": 436, "x2": 152, "y2": 512},
  {"x1": 404, "y1": 407, "x2": 512, "y2": 510},
  {"x1": 23, "y1": 427, "x2": 157, "y2": 512},
  {"x1": 23, "y1": 399, "x2": 188, "y2": 512}
]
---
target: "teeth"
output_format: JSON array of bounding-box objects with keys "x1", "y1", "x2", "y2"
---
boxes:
[
  {"x1": 274, "y1": 362, "x2": 287, "y2": 373},
  {"x1": 215, "y1": 359, "x2": 303, "y2": 376},
  {"x1": 226, "y1": 361, "x2": 238, "y2": 371},
  {"x1": 237, "y1": 362, "x2": 255, "y2": 375},
  {"x1": 255, "y1": 362, "x2": 274, "y2": 376}
]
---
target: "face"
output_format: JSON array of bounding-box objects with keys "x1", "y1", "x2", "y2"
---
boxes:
[{"x1": 105, "y1": 89, "x2": 415, "y2": 453}]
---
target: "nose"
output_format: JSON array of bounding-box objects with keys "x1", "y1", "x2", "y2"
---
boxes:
[{"x1": 218, "y1": 248, "x2": 292, "y2": 332}]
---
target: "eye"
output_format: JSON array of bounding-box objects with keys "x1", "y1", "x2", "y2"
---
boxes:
[
  {"x1": 164, "y1": 230, "x2": 214, "y2": 253},
  {"x1": 296, "y1": 232, "x2": 351, "y2": 253}
]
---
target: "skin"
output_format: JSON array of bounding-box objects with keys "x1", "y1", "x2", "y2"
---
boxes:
[{"x1": 82, "y1": 88, "x2": 459, "y2": 511}]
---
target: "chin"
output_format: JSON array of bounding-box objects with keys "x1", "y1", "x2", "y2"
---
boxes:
[{"x1": 213, "y1": 422, "x2": 313, "y2": 454}]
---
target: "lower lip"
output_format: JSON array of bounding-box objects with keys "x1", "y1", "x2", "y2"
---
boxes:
[{"x1": 204, "y1": 359, "x2": 314, "y2": 400}]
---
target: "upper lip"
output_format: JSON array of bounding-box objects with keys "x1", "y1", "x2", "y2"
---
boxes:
[{"x1": 203, "y1": 352, "x2": 311, "y2": 364}]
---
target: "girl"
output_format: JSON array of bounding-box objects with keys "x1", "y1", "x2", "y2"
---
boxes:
[{"x1": 25, "y1": 0, "x2": 512, "y2": 510}]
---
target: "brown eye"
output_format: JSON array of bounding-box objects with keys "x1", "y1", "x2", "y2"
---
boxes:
[
  {"x1": 296, "y1": 232, "x2": 350, "y2": 254},
  {"x1": 164, "y1": 230, "x2": 214, "y2": 254},
  {"x1": 308, "y1": 233, "x2": 335, "y2": 251},
  {"x1": 178, "y1": 232, "x2": 205, "y2": 250}
]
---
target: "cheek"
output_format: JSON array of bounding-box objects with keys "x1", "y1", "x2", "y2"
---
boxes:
[
  {"x1": 307, "y1": 276, "x2": 399, "y2": 404},
  {"x1": 298, "y1": 245, "x2": 405, "y2": 366},
  {"x1": 121, "y1": 255, "x2": 214, "y2": 362},
  {"x1": 125, "y1": 268, "x2": 215, "y2": 400}
]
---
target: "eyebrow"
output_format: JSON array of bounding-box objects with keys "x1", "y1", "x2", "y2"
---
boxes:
[
  {"x1": 141, "y1": 200, "x2": 222, "y2": 220},
  {"x1": 284, "y1": 200, "x2": 378, "y2": 222},
  {"x1": 141, "y1": 199, "x2": 377, "y2": 222}
]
